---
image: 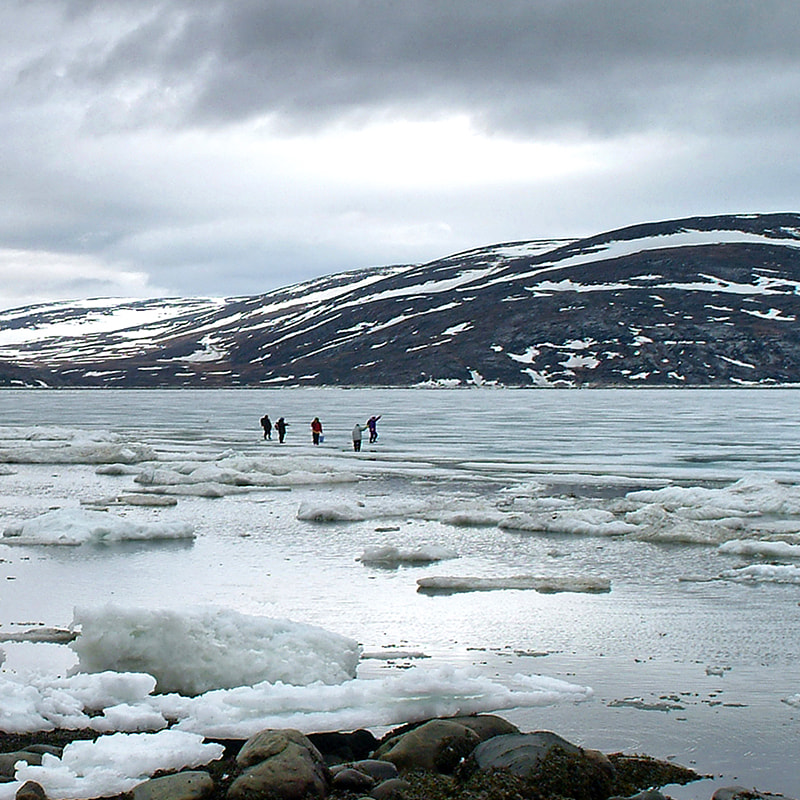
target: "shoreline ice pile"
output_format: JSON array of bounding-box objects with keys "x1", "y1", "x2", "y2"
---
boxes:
[
  {"x1": 5, "y1": 730, "x2": 225, "y2": 800},
  {"x1": 70, "y1": 606, "x2": 361, "y2": 695},
  {"x1": 0, "y1": 605, "x2": 593, "y2": 737},
  {"x1": 0, "y1": 604, "x2": 592, "y2": 800}
]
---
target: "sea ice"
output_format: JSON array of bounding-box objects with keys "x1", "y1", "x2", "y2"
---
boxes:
[
  {"x1": 439, "y1": 510, "x2": 504, "y2": 526},
  {"x1": 134, "y1": 454, "x2": 359, "y2": 496},
  {"x1": 70, "y1": 605, "x2": 362, "y2": 694},
  {"x1": 626, "y1": 476, "x2": 800, "y2": 517},
  {"x1": 297, "y1": 500, "x2": 367, "y2": 521},
  {"x1": 358, "y1": 544, "x2": 458, "y2": 566},
  {"x1": 719, "y1": 564, "x2": 800, "y2": 584},
  {"x1": 1, "y1": 508, "x2": 194, "y2": 546},
  {"x1": 0, "y1": 660, "x2": 592, "y2": 741},
  {"x1": 719, "y1": 539, "x2": 800, "y2": 559},
  {"x1": 499, "y1": 509, "x2": 636, "y2": 537},
  {"x1": 7, "y1": 730, "x2": 224, "y2": 800},
  {"x1": 155, "y1": 664, "x2": 593, "y2": 739},
  {"x1": 416, "y1": 574, "x2": 611, "y2": 594},
  {"x1": 0, "y1": 427, "x2": 156, "y2": 465}
]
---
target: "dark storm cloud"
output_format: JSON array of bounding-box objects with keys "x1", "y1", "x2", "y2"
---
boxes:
[
  {"x1": 4, "y1": 0, "x2": 800, "y2": 309},
  {"x1": 27, "y1": 0, "x2": 800, "y2": 136}
]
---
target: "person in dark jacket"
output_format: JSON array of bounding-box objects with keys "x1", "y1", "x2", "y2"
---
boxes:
[
  {"x1": 367, "y1": 415, "x2": 381, "y2": 444},
  {"x1": 276, "y1": 417, "x2": 288, "y2": 443},
  {"x1": 260, "y1": 414, "x2": 272, "y2": 440}
]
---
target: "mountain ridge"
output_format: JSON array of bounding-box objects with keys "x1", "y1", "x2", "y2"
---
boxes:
[{"x1": 3, "y1": 212, "x2": 800, "y2": 388}]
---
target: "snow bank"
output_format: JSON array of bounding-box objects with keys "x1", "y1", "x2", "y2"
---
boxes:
[
  {"x1": 2, "y1": 509, "x2": 194, "y2": 546},
  {"x1": 70, "y1": 605, "x2": 362, "y2": 695},
  {"x1": 0, "y1": 427, "x2": 156, "y2": 465},
  {"x1": 358, "y1": 544, "x2": 458, "y2": 566},
  {"x1": 416, "y1": 575, "x2": 611, "y2": 594},
  {"x1": 719, "y1": 539, "x2": 800, "y2": 559},
  {"x1": 6, "y1": 730, "x2": 224, "y2": 800}
]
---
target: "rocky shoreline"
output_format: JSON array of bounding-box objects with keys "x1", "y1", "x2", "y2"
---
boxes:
[{"x1": 1, "y1": 713, "x2": 792, "y2": 800}]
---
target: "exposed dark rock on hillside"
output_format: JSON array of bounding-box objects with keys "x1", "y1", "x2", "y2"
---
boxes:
[{"x1": 2, "y1": 213, "x2": 800, "y2": 387}]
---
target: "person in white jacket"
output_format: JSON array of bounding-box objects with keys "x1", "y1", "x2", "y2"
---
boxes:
[{"x1": 352, "y1": 422, "x2": 367, "y2": 452}]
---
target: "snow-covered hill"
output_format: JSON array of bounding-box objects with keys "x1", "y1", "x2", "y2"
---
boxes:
[{"x1": 3, "y1": 213, "x2": 800, "y2": 387}]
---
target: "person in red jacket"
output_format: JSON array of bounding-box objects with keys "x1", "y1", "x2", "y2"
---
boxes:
[{"x1": 310, "y1": 417, "x2": 323, "y2": 445}]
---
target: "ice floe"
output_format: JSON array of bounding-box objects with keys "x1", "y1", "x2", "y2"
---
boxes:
[
  {"x1": 416, "y1": 575, "x2": 611, "y2": 594},
  {"x1": 718, "y1": 564, "x2": 800, "y2": 584},
  {"x1": 439, "y1": 510, "x2": 504, "y2": 527},
  {"x1": 2, "y1": 509, "x2": 194, "y2": 546},
  {"x1": 499, "y1": 509, "x2": 637, "y2": 537},
  {"x1": 357, "y1": 544, "x2": 458, "y2": 566},
  {"x1": 719, "y1": 539, "x2": 800, "y2": 559},
  {"x1": 297, "y1": 501, "x2": 367, "y2": 522},
  {"x1": 0, "y1": 427, "x2": 156, "y2": 465},
  {"x1": 782, "y1": 693, "x2": 800, "y2": 708},
  {"x1": 626, "y1": 476, "x2": 800, "y2": 517},
  {"x1": 133, "y1": 454, "x2": 359, "y2": 496},
  {"x1": 70, "y1": 605, "x2": 361, "y2": 695}
]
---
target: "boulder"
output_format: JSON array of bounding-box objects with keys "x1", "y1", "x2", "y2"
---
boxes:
[
  {"x1": 369, "y1": 777, "x2": 413, "y2": 800},
  {"x1": 713, "y1": 788, "x2": 798, "y2": 800},
  {"x1": 307, "y1": 729, "x2": 378, "y2": 765},
  {"x1": 347, "y1": 760, "x2": 399, "y2": 782},
  {"x1": 467, "y1": 731, "x2": 614, "y2": 800},
  {"x1": 0, "y1": 752, "x2": 43, "y2": 778},
  {"x1": 330, "y1": 767, "x2": 375, "y2": 793},
  {"x1": 374, "y1": 719, "x2": 481, "y2": 774},
  {"x1": 228, "y1": 729, "x2": 330, "y2": 800},
  {"x1": 15, "y1": 782, "x2": 47, "y2": 800},
  {"x1": 470, "y1": 730, "x2": 612, "y2": 778},
  {"x1": 447, "y1": 714, "x2": 520, "y2": 741},
  {"x1": 133, "y1": 771, "x2": 215, "y2": 800}
]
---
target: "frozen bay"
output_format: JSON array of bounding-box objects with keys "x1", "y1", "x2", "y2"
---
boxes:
[{"x1": 0, "y1": 387, "x2": 799, "y2": 798}]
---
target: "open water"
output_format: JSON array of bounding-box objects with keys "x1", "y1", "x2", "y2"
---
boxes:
[{"x1": 1, "y1": 388, "x2": 799, "y2": 797}]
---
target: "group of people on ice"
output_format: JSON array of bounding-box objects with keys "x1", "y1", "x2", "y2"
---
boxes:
[
  {"x1": 351, "y1": 415, "x2": 380, "y2": 451},
  {"x1": 259, "y1": 415, "x2": 289, "y2": 443},
  {"x1": 260, "y1": 413, "x2": 380, "y2": 451}
]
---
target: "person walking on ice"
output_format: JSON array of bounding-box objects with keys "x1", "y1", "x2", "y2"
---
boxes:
[
  {"x1": 260, "y1": 414, "x2": 272, "y2": 440},
  {"x1": 367, "y1": 415, "x2": 381, "y2": 444},
  {"x1": 276, "y1": 417, "x2": 288, "y2": 443},
  {"x1": 352, "y1": 422, "x2": 367, "y2": 452},
  {"x1": 311, "y1": 417, "x2": 323, "y2": 445}
]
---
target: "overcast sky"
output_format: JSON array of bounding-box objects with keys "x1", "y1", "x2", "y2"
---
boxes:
[{"x1": 2, "y1": 0, "x2": 800, "y2": 310}]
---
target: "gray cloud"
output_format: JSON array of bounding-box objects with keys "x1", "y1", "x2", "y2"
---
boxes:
[
  {"x1": 18, "y1": 1, "x2": 800, "y2": 136},
  {"x1": 2, "y1": 1, "x2": 800, "y2": 308}
]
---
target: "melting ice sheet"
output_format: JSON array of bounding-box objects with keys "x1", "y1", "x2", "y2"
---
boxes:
[{"x1": 1, "y1": 387, "x2": 800, "y2": 797}]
